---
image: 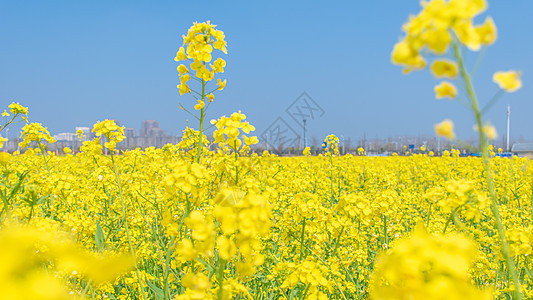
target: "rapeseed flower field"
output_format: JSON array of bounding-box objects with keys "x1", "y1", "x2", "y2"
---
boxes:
[{"x1": 0, "y1": 0, "x2": 530, "y2": 299}]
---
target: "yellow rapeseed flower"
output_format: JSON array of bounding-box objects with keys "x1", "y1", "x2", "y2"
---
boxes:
[
  {"x1": 194, "y1": 100, "x2": 205, "y2": 110},
  {"x1": 434, "y1": 81, "x2": 457, "y2": 99},
  {"x1": 0, "y1": 135, "x2": 7, "y2": 148},
  {"x1": 493, "y1": 70, "x2": 522, "y2": 92},
  {"x1": 370, "y1": 226, "x2": 492, "y2": 300},
  {"x1": 217, "y1": 78, "x2": 227, "y2": 91},
  {"x1": 477, "y1": 16, "x2": 497, "y2": 45},
  {"x1": 434, "y1": 119, "x2": 455, "y2": 139},
  {"x1": 431, "y1": 59, "x2": 458, "y2": 78},
  {"x1": 474, "y1": 123, "x2": 498, "y2": 140}
]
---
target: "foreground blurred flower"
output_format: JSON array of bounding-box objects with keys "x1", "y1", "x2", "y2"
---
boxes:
[
  {"x1": 370, "y1": 226, "x2": 491, "y2": 300},
  {"x1": 0, "y1": 222, "x2": 134, "y2": 299},
  {"x1": 391, "y1": 0, "x2": 494, "y2": 73},
  {"x1": 434, "y1": 81, "x2": 457, "y2": 99},
  {"x1": 0, "y1": 135, "x2": 7, "y2": 148},
  {"x1": 474, "y1": 123, "x2": 498, "y2": 140},
  {"x1": 493, "y1": 70, "x2": 522, "y2": 92},
  {"x1": 434, "y1": 119, "x2": 455, "y2": 139},
  {"x1": 431, "y1": 60, "x2": 458, "y2": 78}
]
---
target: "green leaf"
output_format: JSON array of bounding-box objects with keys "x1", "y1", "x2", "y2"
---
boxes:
[
  {"x1": 95, "y1": 221, "x2": 105, "y2": 250},
  {"x1": 146, "y1": 280, "x2": 165, "y2": 300},
  {"x1": 35, "y1": 195, "x2": 49, "y2": 205},
  {"x1": 196, "y1": 257, "x2": 214, "y2": 274},
  {"x1": 7, "y1": 171, "x2": 28, "y2": 202}
]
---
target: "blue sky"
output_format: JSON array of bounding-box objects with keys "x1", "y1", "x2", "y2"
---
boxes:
[{"x1": 1, "y1": 1, "x2": 532, "y2": 145}]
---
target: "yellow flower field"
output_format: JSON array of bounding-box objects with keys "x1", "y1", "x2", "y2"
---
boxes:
[
  {"x1": 1, "y1": 144, "x2": 532, "y2": 299},
  {"x1": 1, "y1": 0, "x2": 530, "y2": 299}
]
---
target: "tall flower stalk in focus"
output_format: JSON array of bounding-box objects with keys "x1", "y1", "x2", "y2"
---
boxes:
[
  {"x1": 92, "y1": 120, "x2": 148, "y2": 300},
  {"x1": 391, "y1": 0, "x2": 523, "y2": 299},
  {"x1": 322, "y1": 134, "x2": 339, "y2": 204},
  {"x1": 1, "y1": 102, "x2": 29, "y2": 139},
  {"x1": 19, "y1": 123, "x2": 56, "y2": 175},
  {"x1": 174, "y1": 21, "x2": 227, "y2": 163}
]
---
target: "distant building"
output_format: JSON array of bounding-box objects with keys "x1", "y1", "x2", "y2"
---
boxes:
[
  {"x1": 124, "y1": 128, "x2": 137, "y2": 149},
  {"x1": 75, "y1": 127, "x2": 90, "y2": 141},
  {"x1": 54, "y1": 132, "x2": 76, "y2": 141},
  {"x1": 141, "y1": 120, "x2": 161, "y2": 137},
  {"x1": 511, "y1": 143, "x2": 533, "y2": 158},
  {"x1": 1, "y1": 120, "x2": 181, "y2": 153}
]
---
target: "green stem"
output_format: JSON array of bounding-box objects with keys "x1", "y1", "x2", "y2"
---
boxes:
[
  {"x1": 332, "y1": 226, "x2": 344, "y2": 256},
  {"x1": 382, "y1": 215, "x2": 388, "y2": 246},
  {"x1": 453, "y1": 42, "x2": 523, "y2": 300},
  {"x1": 163, "y1": 236, "x2": 175, "y2": 300},
  {"x1": 234, "y1": 140, "x2": 239, "y2": 184},
  {"x1": 300, "y1": 218, "x2": 306, "y2": 261},
  {"x1": 0, "y1": 114, "x2": 18, "y2": 133},
  {"x1": 195, "y1": 76, "x2": 206, "y2": 164},
  {"x1": 39, "y1": 144, "x2": 51, "y2": 175},
  {"x1": 330, "y1": 154, "x2": 334, "y2": 203},
  {"x1": 110, "y1": 152, "x2": 148, "y2": 300},
  {"x1": 39, "y1": 143, "x2": 53, "y2": 219},
  {"x1": 217, "y1": 258, "x2": 226, "y2": 300},
  {"x1": 481, "y1": 89, "x2": 505, "y2": 115}
]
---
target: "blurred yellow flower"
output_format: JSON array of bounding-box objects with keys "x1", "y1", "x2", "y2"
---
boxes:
[
  {"x1": 391, "y1": 40, "x2": 426, "y2": 73},
  {"x1": 0, "y1": 151, "x2": 10, "y2": 164},
  {"x1": 474, "y1": 124, "x2": 498, "y2": 140},
  {"x1": 477, "y1": 16, "x2": 497, "y2": 45},
  {"x1": 302, "y1": 147, "x2": 311, "y2": 156},
  {"x1": 434, "y1": 81, "x2": 457, "y2": 99},
  {"x1": 431, "y1": 60, "x2": 458, "y2": 78},
  {"x1": 0, "y1": 135, "x2": 7, "y2": 148},
  {"x1": 453, "y1": 19, "x2": 483, "y2": 51},
  {"x1": 493, "y1": 70, "x2": 522, "y2": 92},
  {"x1": 434, "y1": 119, "x2": 455, "y2": 139},
  {"x1": 370, "y1": 226, "x2": 492, "y2": 300}
]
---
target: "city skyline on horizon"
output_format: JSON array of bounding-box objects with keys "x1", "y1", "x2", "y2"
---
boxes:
[{"x1": 1, "y1": 1, "x2": 532, "y2": 143}]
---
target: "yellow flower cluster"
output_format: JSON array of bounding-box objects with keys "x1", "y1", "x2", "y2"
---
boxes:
[
  {"x1": 163, "y1": 161, "x2": 206, "y2": 204},
  {"x1": 92, "y1": 119, "x2": 125, "y2": 151},
  {"x1": 2, "y1": 102, "x2": 29, "y2": 121},
  {"x1": 322, "y1": 134, "x2": 339, "y2": 155},
  {"x1": 493, "y1": 70, "x2": 522, "y2": 93},
  {"x1": 212, "y1": 111, "x2": 258, "y2": 153},
  {"x1": 2, "y1": 141, "x2": 533, "y2": 298},
  {"x1": 19, "y1": 122, "x2": 56, "y2": 149},
  {"x1": 0, "y1": 5, "x2": 529, "y2": 298},
  {"x1": 370, "y1": 226, "x2": 492, "y2": 300},
  {"x1": 0, "y1": 221, "x2": 134, "y2": 300},
  {"x1": 174, "y1": 21, "x2": 227, "y2": 95},
  {"x1": 0, "y1": 136, "x2": 7, "y2": 149},
  {"x1": 392, "y1": 0, "x2": 495, "y2": 73},
  {"x1": 213, "y1": 189, "x2": 272, "y2": 275}
]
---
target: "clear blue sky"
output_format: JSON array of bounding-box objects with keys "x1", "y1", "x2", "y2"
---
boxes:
[{"x1": 1, "y1": 1, "x2": 532, "y2": 144}]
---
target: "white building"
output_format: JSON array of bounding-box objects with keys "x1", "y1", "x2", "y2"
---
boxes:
[{"x1": 54, "y1": 132, "x2": 77, "y2": 141}]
